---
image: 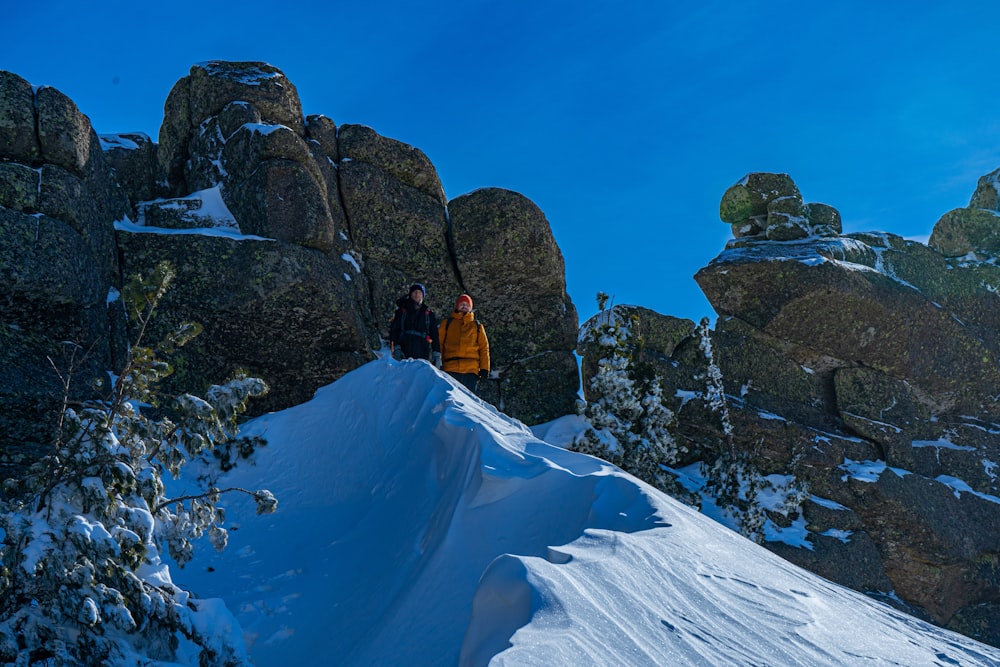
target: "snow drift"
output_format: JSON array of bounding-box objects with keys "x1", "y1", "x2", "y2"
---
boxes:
[{"x1": 170, "y1": 359, "x2": 1000, "y2": 666}]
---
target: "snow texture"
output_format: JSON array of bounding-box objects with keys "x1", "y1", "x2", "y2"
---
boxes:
[{"x1": 168, "y1": 359, "x2": 1000, "y2": 666}]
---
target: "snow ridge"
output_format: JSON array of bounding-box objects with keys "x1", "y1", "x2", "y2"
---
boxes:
[{"x1": 170, "y1": 360, "x2": 1000, "y2": 666}]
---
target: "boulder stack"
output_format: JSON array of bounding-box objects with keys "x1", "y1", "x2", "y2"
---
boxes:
[
  {"x1": 720, "y1": 172, "x2": 842, "y2": 241},
  {"x1": 0, "y1": 62, "x2": 580, "y2": 448}
]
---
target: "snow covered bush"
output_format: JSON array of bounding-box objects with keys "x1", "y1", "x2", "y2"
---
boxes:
[
  {"x1": 574, "y1": 294, "x2": 683, "y2": 487},
  {"x1": 696, "y1": 317, "x2": 732, "y2": 439},
  {"x1": 693, "y1": 318, "x2": 808, "y2": 543},
  {"x1": 0, "y1": 262, "x2": 274, "y2": 666},
  {"x1": 698, "y1": 451, "x2": 810, "y2": 543},
  {"x1": 577, "y1": 308, "x2": 809, "y2": 544}
]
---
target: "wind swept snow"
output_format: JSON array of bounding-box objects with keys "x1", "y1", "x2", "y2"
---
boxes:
[{"x1": 169, "y1": 359, "x2": 1000, "y2": 666}]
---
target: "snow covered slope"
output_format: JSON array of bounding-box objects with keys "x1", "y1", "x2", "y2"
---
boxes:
[{"x1": 169, "y1": 359, "x2": 1000, "y2": 666}]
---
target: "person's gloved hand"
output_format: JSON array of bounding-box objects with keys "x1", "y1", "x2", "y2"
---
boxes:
[
  {"x1": 479, "y1": 369, "x2": 490, "y2": 380},
  {"x1": 392, "y1": 346, "x2": 404, "y2": 361},
  {"x1": 433, "y1": 352, "x2": 442, "y2": 369}
]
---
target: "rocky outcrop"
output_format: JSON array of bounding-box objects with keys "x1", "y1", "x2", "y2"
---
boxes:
[
  {"x1": 116, "y1": 231, "x2": 371, "y2": 415},
  {"x1": 158, "y1": 61, "x2": 306, "y2": 196},
  {"x1": 0, "y1": 61, "x2": 579, "y2": 474},
  {"x1": 578, "y1": 171, "x2": 1000, "y2": 647},
  {"x1": 450, "y1": 188, "x2": 580, "y2": 422},
  {"x1": 697, "y1": 233, "x2": 1000, "y2": 414},
  {"x1": 101, "y1": 132, "x2": 159, "y2": 211},
  {"x1": 719, "y1": 172, "x2": 842, "y2": 241},
  {"x1": 336, "y1": 123, "x2": 460, "y2": 328},
  {"x1": 929, "y1": 167, "x2": 1000, "y2": 259},
  {"x1": 154, "y1": 63, "x2": 338, "y2": 253},
  {"x1": 105, "y1": 62, "x2": 578, "y2": 423},
  {"x1": 0, "y1": 71, "x2": 41, "y2": 165},
  {"x1": 32, "y1": 81, "x2": 128, "y2": 286},
  {"x1": 0, "y1": 71, "x2": 129, "y2": 479},
  {"x1": 337, "y1": 123, "x2": 446, "y2": 205}
]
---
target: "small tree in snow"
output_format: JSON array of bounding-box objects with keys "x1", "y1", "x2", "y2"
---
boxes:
[
  {"x1": 0, "y1": 262, "x2": 275, "y2": 666},
  {"x1": 574, "y1": 294, "x2": 684, "y2": 487},
  {"x1": 694, "y1": 318, "x2": 807, "y2": 543}
]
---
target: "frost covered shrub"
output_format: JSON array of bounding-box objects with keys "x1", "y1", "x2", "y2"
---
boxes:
[
  {"x1": 574, "y1": 294, "x2": 684, "y2": 487},
  {"x1": 694, "y1": 318, "x2": 808, "y2": 543},
  {"x1": 696, "y1": 317, "x2": 732, "y2": 438},
  {"x1": 701, "y1": 452, "x2": 810, "y2": 543},
  {"x1": 0, "y1": 262, "x2": 275, "y2": 667}
]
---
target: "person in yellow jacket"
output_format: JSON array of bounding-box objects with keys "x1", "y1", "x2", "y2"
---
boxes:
[{"x1": 437, "y1": 293, "x2": 490, "y2": 392}]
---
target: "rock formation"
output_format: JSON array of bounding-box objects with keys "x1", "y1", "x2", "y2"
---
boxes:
[
  {"x1": 449, "y1": 188, "x2": 579, "y2": 422},
  {"x1": 0, "y1": 62, "x2": 580, "y2": 478},
  {"x1": 579, "y1": 172, "x2": 1000, "y2": 647},
  {"x1": 7, "y1": 58, "x2": 1000, "y2": 650},
  {"x1": 719, "y1": 171, "x2": 842, "y2": 241},
  {"x1": 0, "y1": 70, "x2": 130, "y2": 478},
  {"x1": 929, "y1": 167, "x2": 1000, "y2": 259}
]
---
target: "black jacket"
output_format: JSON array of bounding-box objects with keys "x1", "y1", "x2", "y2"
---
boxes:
[{"x1": 389, "y1": 297, "x2": 440, "y2": 360}]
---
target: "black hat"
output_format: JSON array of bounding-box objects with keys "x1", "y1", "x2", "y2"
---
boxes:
[{"x1": 409, "y1": 283, "x2": 426, "y2": 298}]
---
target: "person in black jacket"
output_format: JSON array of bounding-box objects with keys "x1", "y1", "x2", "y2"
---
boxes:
[{"x1": 389, "y1": 283, "x2": 441, "y2": 367}]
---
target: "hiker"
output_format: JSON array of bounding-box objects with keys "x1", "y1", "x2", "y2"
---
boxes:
[
  {"x1": 438, "y1": 293, "x2": 490, "y2": 392},
  {"x1": 389, "y1": 283, "x2": 441, "y2": 367}
]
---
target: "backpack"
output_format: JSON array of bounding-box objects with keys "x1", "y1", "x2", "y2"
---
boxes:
[
  {"x1": 442, "y1": 315, "x2": 483, "y2": 344},
  {"x1": 397, "y1": 305, "x2": 432, "y2": 340}
]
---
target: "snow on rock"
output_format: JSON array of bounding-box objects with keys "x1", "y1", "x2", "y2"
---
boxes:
[{"x1": 170, "y1": 359, "x2": 1000, "y2": 666}]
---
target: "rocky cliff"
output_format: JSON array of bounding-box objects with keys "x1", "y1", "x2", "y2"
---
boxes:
[
  {"x1": 0, "y1": 61, "x2": 579, "y2": 479},
  {"x1": 577, "y1": 171, "x2": 1000, "y2": 646}
]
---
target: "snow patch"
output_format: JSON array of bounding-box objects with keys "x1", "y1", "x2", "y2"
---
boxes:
[
  {"x1": 839, "y1": 458, "x2": 910, "y2": 483},
  {"x1": 913, "y1": 439, "x2": 976, "y2": 451},
  {"x1": 936, "y1": 476, "x2": 1000, "y2": 505}
]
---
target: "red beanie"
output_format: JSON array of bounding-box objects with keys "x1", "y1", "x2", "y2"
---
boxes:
[{"x1": 456, "y1": 294, "x2": 473, "y2": 310}]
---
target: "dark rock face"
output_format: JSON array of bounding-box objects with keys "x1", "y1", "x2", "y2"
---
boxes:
[
  {"x1": 578, "y1": 171, "x2": 1000, "y2": 647},
  {"x1": 0, "y1": 71, "x2": 41, "y2": 164},
  {"x1": 337, "y1": 147, "x2": 459, "y2": 329},
  {"x1": 450, "y1": 188, "x2": 579, "y2": 422},
  {"x1": 116, "y1": 231, "x2": 371, "y2": 414},
  {"x1": 696, "y1": 234, "x2": 1000, "y2": 414},
  {"x1": 338, "y1": 123, "x2": 446, "y2": 205},
  {"x1": 221, "y1": 123, "x2": 335, "y2": 252},
  {"x1": 101, "y1": 133, "x2": 159, "y2": 212},
  {"x1": 0, "y1": 73, "x2": 128, "y2": 480},
  {"x1": 0, "y1": 207, "x2": 118, "y2": 481},
  {"x1": 158, "y1": 61, "x2": 305, "y2": 195},
  {"x1": 1, "y1": 61, "x2": 579, "y2": 460},
  {"x1": 157, "y1": 64, "x2": 337, "y2": 254}
]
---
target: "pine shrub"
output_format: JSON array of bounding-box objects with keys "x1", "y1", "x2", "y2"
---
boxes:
[{"x1": 0, "y1": 262, "x2": 275, "y2": 666}]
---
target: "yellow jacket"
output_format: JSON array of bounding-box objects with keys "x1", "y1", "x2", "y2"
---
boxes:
[{"x1": 438, "y1": 311, "x2": 490, "y2": 375}]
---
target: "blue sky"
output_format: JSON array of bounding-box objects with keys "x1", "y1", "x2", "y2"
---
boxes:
[{"x1": 5, "y1": 1, "x2": 1000, "y2": 325}]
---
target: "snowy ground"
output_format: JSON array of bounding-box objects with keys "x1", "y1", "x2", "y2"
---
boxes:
[{"x1": 167, "y1": 358, "x2": 1000, "y2": 666}]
